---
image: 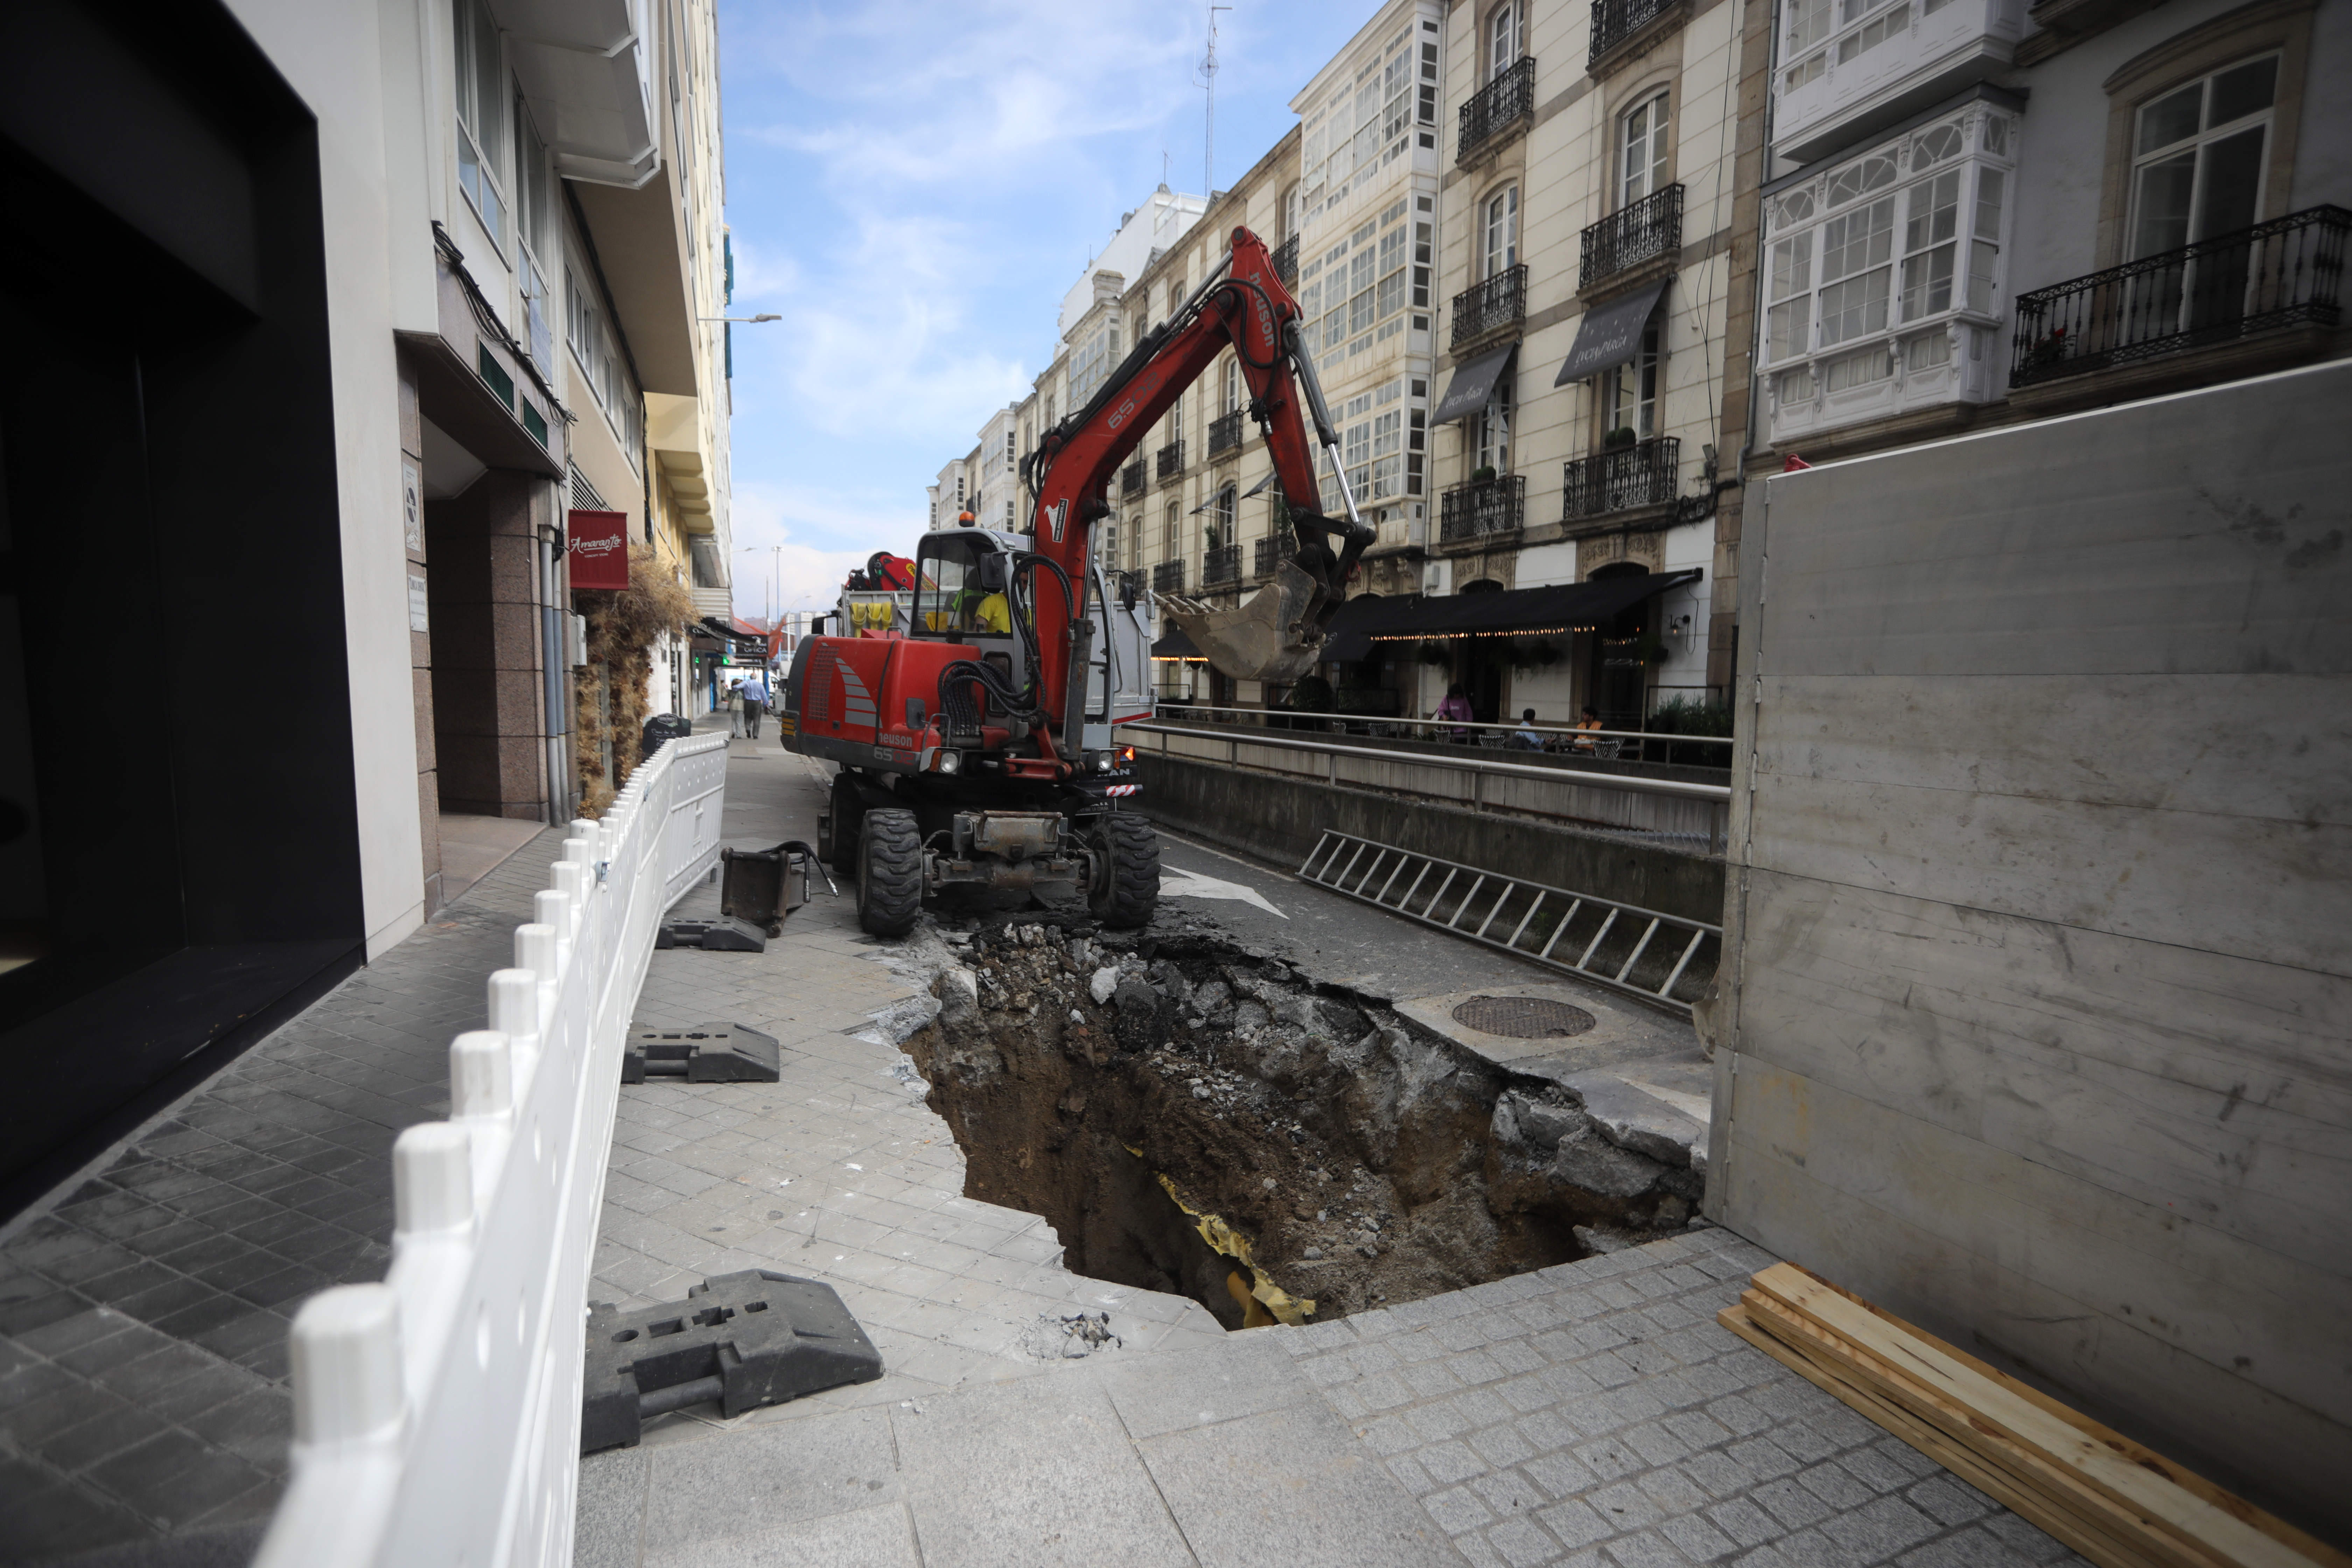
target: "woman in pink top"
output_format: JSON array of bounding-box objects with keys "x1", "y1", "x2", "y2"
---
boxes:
[{"x1": 1434, "y1": 682, "x2": 1474, "y2": 743}]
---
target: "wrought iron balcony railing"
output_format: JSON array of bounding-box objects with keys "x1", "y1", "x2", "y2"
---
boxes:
[
  {"x1": 2010, "y1": 204, "x2": 2347, "y2": 387},
  {"x1": 1273, "y1": 234, "x2": 1300, "y2": 287},
  {"x1": 1252, "y1": 536, "x2": 1283, "y2": 581},
  {"x1": 1451, "y1": 264, "x2": 1527, "y2": 348},
  {"x1": 1156, "y1": 439, "x2": 1186, "y2": 481},
  {"x1": 1152, "y1": 560, "x2": 1186, "y2": 594},
  {"x1": 1438, "y1": 474, "x2": 1527, "y2": 543},
  {"x1": 1458, "y1": 57, "x2": 1536, "y2": 164},
  {"x1": 1207, "y1": 410, "x2": 1245, "y2": 459},
  {"x1": 1121, "y1": 458, "x2": 1147, "y2": 498},
  {"x1": 1564, "y1": 436, "x2": 1680, "y2": 519},
  {"x1": 1204, "y1": 544, "x2": 1241, "y2": 586},
  {"x1": 1591, "y1": 0, "x2": 1675, "y2": 63},
  {"x1": 1581, "y1": 184, "x2": 1683, "y2": 291}
]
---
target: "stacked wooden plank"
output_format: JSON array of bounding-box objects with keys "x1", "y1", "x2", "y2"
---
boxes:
[{"x1": 1718, "y1": 1265, "x2": 2347, "y2": 1568}]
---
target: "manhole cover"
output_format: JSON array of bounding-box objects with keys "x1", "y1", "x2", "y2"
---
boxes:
[{"x1": 1451, "y1": 995, "x2": 1597, "y2": 1039}]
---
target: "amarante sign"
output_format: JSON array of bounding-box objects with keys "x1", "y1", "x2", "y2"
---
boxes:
[{"x1": 568, "y1": 509, "x2": 630, "y2": 590}]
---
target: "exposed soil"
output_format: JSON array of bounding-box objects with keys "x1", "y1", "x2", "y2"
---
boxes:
[{"x1": 899, "y1": 913, "x2": 1703, "y2": 1330}]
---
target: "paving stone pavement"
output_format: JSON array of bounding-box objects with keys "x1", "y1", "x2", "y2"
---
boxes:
[
  {"x1": 574, "y1": 742, "x2": 2093, "y2": 1568},
  {"x1": 0, "y1": 827, "x2": 565, "y2": 1566}
]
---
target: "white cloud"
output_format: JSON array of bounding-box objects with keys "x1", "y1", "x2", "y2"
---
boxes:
[
  {"x1": 726, "y1": 479, "x2": 909, "y2": 614},
  {"x1": 715, "y1": 0, "x2": 1358, "y2": 548}
]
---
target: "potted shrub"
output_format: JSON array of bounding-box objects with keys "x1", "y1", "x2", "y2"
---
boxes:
[
  {"x1": 1471, "y1": 464, "x2": 1498, "y2": 485},
  {"x1": 1603, "y1": 427, "x2": 1638, "y2": 451}
]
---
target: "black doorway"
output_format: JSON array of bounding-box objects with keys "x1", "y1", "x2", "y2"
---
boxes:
[{"x1": 0, "y1": 0, "x2": 365, "y2": 1218}]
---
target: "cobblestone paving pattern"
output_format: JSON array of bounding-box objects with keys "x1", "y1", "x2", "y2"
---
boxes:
[
  {"x1": 1280, "y1": 1227, "x2": 2092, "y2": 1568},
  {"x1": 0, "y1": 830, "x2": 565, "y2": 1566}
]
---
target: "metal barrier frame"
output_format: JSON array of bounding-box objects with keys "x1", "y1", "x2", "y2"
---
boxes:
[
  {"x1": 255, "y1": 732, "x2": 728, "y2": 1568},
  {"x1": 1300, "y1": 830, "x2": 1721, "y2": 1015}
]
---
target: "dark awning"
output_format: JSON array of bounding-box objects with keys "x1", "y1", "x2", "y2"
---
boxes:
[
  {"x1": 1320, "y1": 570, "x2": 1702, "y2": 662},
  {"x1": 1433, "y1": 341, "x2": 1520, "y2": 424},
  {"x1": 1555, "y1": 280, "x2": 1669, "y2": 385},
  {"x1": 1152, "y1": 625, "x2": 1205, "y2": 660}
]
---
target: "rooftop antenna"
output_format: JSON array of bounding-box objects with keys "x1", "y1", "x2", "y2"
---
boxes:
[{"x1": 1197, "y1": 5, "x2": 1232, "y2": 200}]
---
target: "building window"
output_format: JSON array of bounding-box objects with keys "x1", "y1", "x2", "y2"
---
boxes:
[
  {"x1": 1489, "y1": 2, "x2": 1525, "y2": 79},
  {"x1": 1605, "y1": 320, "x2": 1662, "y2": 438},
  {"x1": 2130, "y1": 55, "x2": 2276, "y2": 259},
  {"x1": 1761, "y1": 107, "x2": 2015, "y2": 372},
  {"x1": 451, "y1": 0, "x2": 508, "y2": 247},
  {"x1": 1484, "y1": 186, "x2": 1519, "y2": 278},
  {"x1": 1222, "y1": 356, "x2": 1241, "y2": 415},
  {"x1": 1477, "y1": 377, "x2": 1513, "y2": 474},
  {"x1": 1211, "y1": 485, "x2": 1237, "y2": 547},
  {"x1": 1297, "y1": 26, "x2": 1424, "y2": 225},
  {"x1": 1164, "y1": 502, "x2": 1178, "y2": 557},
  {"x1": 513, "y1": 102, "x2": 555, "y2": 371},
  {"x1": 1621, "y1": 93, "x2": 1671, "y2": 206}
]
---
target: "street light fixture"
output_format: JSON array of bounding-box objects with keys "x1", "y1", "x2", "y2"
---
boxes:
[{"x1": 703, "y1": 314, "x2": 780, "y2": 322}]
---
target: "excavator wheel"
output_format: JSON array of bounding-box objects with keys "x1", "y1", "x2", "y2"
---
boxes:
[
  {"x1": 1087, "y1": 812, "x2": 1160, "y2": 930},
  {"x1": 855, "y1": 807, "x2": 923, "y2": 937},
  {"x1": 825, "y1": 772, "x2": 867, "y2": 877}
]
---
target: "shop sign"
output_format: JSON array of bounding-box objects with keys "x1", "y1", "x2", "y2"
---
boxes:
[{"x1": 568, "y1": 509, "x2": 629, "y2": 590}]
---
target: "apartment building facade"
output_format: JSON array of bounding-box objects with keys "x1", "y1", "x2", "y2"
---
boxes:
[
  {"x1": 1748, "y1": 0, "x2": 2350, "y2": 467},
  {"x1": 1409, "y1": 0, "x2": 1766, "y2": 729},
  {"x1": 0, "y1": 0, "x2": 732, "y2": 1214}
]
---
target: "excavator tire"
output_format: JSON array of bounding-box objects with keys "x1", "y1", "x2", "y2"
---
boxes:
[
  {"x1": 855, "y1": 807, "x2": 923, "y2": 937},
  {"x1": 1088, "y1": 812, "x2": 1160, "y2": 930},
  {"x1": 825, "y1": 772, "x2": 866, "y2": 877}
]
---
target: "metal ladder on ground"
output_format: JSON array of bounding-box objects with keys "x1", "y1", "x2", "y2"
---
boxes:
[{"x1": 1298, "y1": 831, "x2": 1720, "y2": 1016}]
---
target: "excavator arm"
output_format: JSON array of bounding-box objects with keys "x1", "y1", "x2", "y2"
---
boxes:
[{"x1": 1018, "y1": 227, "x2": 1375, "y2": 730}]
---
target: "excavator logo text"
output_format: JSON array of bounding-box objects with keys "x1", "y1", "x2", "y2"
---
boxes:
[{"x1": 1104, "y1": 395, "x2": 1138, "y2": 433}]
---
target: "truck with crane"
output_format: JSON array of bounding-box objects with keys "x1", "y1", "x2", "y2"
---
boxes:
[{"x1": 779, "y1": 227, "x2": 1375, "y2": 936}]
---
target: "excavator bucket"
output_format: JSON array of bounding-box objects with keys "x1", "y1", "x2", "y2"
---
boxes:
[{"x1": 1158, "y1": 560, "x2": 1330, "y2": 685}]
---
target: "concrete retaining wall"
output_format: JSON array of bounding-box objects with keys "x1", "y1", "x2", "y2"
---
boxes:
[
  {"x1": 1715, "y1": 359, "x2": 2352, "y2": 1539},
  {"x1": 1135, "y1": 751, "x2": 1725, "y2": 927}
]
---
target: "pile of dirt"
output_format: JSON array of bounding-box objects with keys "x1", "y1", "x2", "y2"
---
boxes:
[{"x1": 899, "y1": 913, "x2": 1702, "y2": 1329}]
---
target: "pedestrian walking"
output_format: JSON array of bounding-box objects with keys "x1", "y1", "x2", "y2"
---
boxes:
[
  {"x1": 727, "y1": 677, "x2": 745, "y2": 737},
  {"x1": 741, "y1": 672, "x2": 767, "y2": 739}
]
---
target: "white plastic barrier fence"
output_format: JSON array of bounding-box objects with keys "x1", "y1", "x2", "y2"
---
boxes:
[{"x1": 254, "y1": 732, "x2": 729, "y2": 1568}]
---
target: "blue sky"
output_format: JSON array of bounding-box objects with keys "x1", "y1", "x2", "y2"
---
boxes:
[{"x1": 714, "y1": 0, "x2": 1380, "y2": 618}]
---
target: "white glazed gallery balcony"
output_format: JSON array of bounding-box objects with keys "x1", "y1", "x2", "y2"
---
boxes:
[
  {"x1": 1773, "y1": 0, "x2": 2024, "y2": 165},
  {"x1": 1761, "y1": 104, "x2": 2018, "y2": 446}
]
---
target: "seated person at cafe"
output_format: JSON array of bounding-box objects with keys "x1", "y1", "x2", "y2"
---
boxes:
[
  {"x1": 1509, "y1": 708, "x2": 1545, "y2": 749},
  {"x1": 1569, "y1": 706, "x2": 1604, "y2": 751}
]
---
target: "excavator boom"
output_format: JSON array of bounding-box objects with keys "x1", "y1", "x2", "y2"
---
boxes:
[{"x1": 1021, "y1": 227, "x2": 1374, "y2": 693}]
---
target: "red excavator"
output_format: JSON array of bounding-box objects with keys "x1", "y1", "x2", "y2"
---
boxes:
[{"x1": 780, "y1": 226, "x2": 1373, "y2": 935}]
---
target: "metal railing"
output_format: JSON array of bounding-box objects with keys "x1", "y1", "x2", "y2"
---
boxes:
[
  {"x1": 2011, "y1": 205, "x2": 2348, "y2": 387},
  {"x1": 1204, "y1": 543, "x2": 1241, "y2": 586},
  {"x1": 1581, "y1": 184, "x2": 1682, "y2": 290},
  {"x1": 1153, "y1": 559, "x2": 1186, "y2": 594},
  {"x1": 1440, "y1": 473, "x2": 1527, "y2": 542},
  {"x1": 1121, "y1": 458, "x2": 1147, "y2": 498},
  {"x1": 1302, "y1": 832, "x2": 1719, "y2": 1014},
  {"x1": 1126, "y1": 718, "x2": 1730, "y2": 851},
  {"x1": 1207, "y1": 409, "x2": 1245, "y2": 459},
  {"x1": 1458, "y1": 57, "x2": 1536, "y2": 164},
  {"x1": 1564, "y1": 436, "x2": 1680, "y2": 518},
  {"x1": 257, "y1": 732, "x2": 729, "y2": 1568},
  {"x1": 1452, "y1": 264, "x2": 1527, "y2": 348},
  {"x1": 1591, "y1": 0, "x2": 1676, "y2": 62},
  {"x1": 1273, "y1": 233, "x2": 1300, "y2": 287},
  {"x1": 1156, "y1": 439, "x2": 1186, "y2": 481},
  {"x1": 1253, "y1": 535, "x2": 1284, "y2": 581},
  {"x1": 1144, "y1": 702, "x2": 1730, "y2": 758}
]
